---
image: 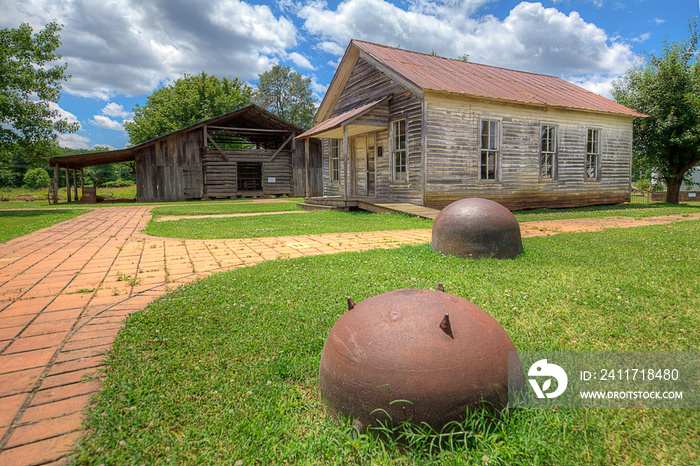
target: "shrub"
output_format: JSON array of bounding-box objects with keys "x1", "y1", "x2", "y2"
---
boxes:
[
  {"x1": 103, "y1": 179, "x2": 135, "y2": 188},
  {"x1": 23, "y1": 168, "x2": 51, "y2": 189}
]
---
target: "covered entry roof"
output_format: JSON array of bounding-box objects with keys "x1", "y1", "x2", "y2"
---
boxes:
[
  {"x1": 296, "y1": 97, "x2": 389, "y2": 139},
  {"x1": 48, "y1": 105, "x2": 304, "y2": 169}
]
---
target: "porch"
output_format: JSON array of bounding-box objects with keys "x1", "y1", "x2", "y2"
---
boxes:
[{"x1": 299, "y1": 196, "x2": 440, "y2": 219}]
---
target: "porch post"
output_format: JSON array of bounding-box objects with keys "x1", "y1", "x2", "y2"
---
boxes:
[
  {"x1": 343, "y1": 126, "x2": 349, "y2": 201},
  {"x1": 73, "y1": 169, "x2": 78, "y2": 200},
  {"x1": 304, "y1": 136, "x2": 310, "y2": 198},
  {"x1": 65, "y1": 167, "x2": 71, "y2": 202},
  {"x1": 53, "y1": 165, "x2": 59, "y2": 204}
]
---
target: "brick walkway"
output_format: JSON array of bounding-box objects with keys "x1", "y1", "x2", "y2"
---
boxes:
[{"x1": 0, "y1": 206, "x2": 698, "y2": 465}]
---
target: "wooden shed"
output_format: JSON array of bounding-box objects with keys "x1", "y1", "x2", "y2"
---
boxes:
[
  {"x1": 48, "y1": 105, "x2": 322, "y2": 203},
  {"x1": 297, "y1": 40, "x2": 646, "y2": 211}
]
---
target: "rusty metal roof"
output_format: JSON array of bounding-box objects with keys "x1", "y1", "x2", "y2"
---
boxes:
[
  {"x1": 296, "y1": 97, "x2": 388, "y2": 139},
  {"x1": 353, "y1": 40, "x2": 645, "y2": 118}
]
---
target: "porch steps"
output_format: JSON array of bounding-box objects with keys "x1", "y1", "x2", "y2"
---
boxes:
[
  {"x1": 296, "y1": 202, "x2": 347, "y2": 212},
  {"x1": 301, "y1": 197, "x2": 440, "y2": 220},
  {"x1": 359, "y1": 201, "x2": 440, "y2": 220}
]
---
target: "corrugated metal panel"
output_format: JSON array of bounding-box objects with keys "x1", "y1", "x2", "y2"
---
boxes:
[
  {"x1": 354, "y1": 40, "x2": 645, "y2": 118},
  {"x1": 296, "y1": 97, "x2": 388, "y2": 139}
]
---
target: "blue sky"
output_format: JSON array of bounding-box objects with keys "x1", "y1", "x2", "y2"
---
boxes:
[{"x1": 2, "y1": 0, "x2": 698, "y2": 150}]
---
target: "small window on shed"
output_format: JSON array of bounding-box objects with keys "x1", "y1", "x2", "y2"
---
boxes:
[
  {"x1": 330, "y1": 139, "x2": 340, "y2": 182},
  {"x1": 586, "y1": 128, "x2": 600, "y2": 180},
  {"x1": 540, "y1": 125, "x2": 557, "y2": 181},
  {"x1": 480, "y1": 120, "x2": 499, "y2": 181}
]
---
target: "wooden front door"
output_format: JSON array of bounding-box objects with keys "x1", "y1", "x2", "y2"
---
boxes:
[
  {"x1": 366, "y1": 135, "x2": 376, "y2": 197},
  {"x1": 352, "y1": 137, "x2": 367, "y2": 196},
  {"x1": 352, "y1": 135, "x2": 376, "y2": 197}
]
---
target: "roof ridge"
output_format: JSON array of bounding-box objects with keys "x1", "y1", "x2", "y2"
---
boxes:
[{"x1": 351, "y1": 39, "x2": 564, "y2": 81}]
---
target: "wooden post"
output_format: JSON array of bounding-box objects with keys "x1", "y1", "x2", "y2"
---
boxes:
[
  {"x1": 305, "y1": 137, "x2": 310, "y2": 199},
  {"x1": 73, "y1": 169, "x2": 78, "y2": 200},
  {"x1": 65, "y1": 167, "x2": 71, "y2": 202},
  {"x1": 343, "y1": 126, "x2": 349, "y2": 201},
  {"x1": 53, "y1": 165, "x2": 59, "y2": 204},
  {"x1": 81, "y1": 168, "x2": 85, "y2": 200}
]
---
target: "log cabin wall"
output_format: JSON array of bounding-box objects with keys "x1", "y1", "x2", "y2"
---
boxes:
[
  {"x1": 135, "y1": 130, "x2": 203, "y2": 202},
  {"x1": 202, "y1": 150, "x2": 293, "y2": 198},
  {"x1": 423, "y1": 93, "x2": 634, "y2": 210}
]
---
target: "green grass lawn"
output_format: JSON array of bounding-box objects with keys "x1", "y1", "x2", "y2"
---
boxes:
[
  {"x1": 144, "y1": 210, "x2": 434, "y2": 239},
  {"x1": 73, "y1": 220, "x2": 700, "y2": 465},
  {"x1": 0, "y1": 209, "x2": 89, "y2": 243}
]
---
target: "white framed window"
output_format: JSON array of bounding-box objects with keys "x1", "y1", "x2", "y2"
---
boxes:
[
  {"x1": 480, "y1": 119, "x2": 499, "y2": 181},
  {"x1": 330, "y1": 139, "x2": 340, "y2": 182},
  {"x1": 586, "y1": 128, "x2": 600, "y2": 180},
  {"x1": 391, "y1": 119, "x2": 407, "y2": 182},
  {"x1": 540, "y1": 125, "x2": 557, "y2": 181}
]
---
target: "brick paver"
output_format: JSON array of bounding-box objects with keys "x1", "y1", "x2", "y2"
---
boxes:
[{"x1": 0, "y1": 205, "x2": 698, "y2": 464}]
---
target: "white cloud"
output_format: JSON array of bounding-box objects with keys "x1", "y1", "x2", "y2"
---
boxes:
[
  {"x1": 101, "y1": 103, "x2": 133, "y2": 119},
  {"x1": 309, "y1": 75, "x2": 329, "y2": 101},
  {"x1": 47, "y1": 102, "x2": 81, "y2": 127},
  {"x1": 287, "y1": 52, "x2": 316, "y2": 69},
  {"x1": 317, "y1": 41, "x2": 346, "y2": 56},
  {"x1": 91, "y1": 115, "x2": 125, "y2": 131},
  {"x1": 58, "y1": 132, "x2": 90, "y2": 149},
  {"x1": 407, "y1": 0, "x2": 493, "y2": 19},
  {"x1": 632, "y1": 32, "x2": 651, "y2": 43},
  {"x1": 1, "y1": 0, "x2": 300, "y2": 99}
]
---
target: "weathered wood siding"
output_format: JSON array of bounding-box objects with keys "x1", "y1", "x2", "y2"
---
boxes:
[
  {"x1": 292, "y1": 139, "x2": 322, "y2": 197},
  {"x1": 135, "y1": 130, "x2": 203, "y2": 202},
  {"x1": 424, "y1": 94, "x2": 633, "y2": 210},
  {"x1": 202, "y1": 151, "x2": 293, "y2": 197},
  {"x1": 322, "y1": 57, "x2": 423, "y2": 203}
]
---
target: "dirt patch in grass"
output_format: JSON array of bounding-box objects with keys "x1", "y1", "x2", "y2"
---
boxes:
[{"x1": 519, "y1": 212, "x2": 700, "y2": 237}]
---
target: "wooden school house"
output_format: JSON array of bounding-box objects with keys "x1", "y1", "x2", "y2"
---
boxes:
[{"x1": 296, "y1": 40, "x2": 646, "y2": 211}]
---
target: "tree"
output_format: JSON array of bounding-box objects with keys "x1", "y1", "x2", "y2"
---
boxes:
[
  {"x1": 23, "y1": 167, "x2": 51, "y2": 189},
  {"x1": 0, "y1": 22, "x2": 78, "y2": 163},
  {"x1": 611, "y1": 20, "x2": 700, "y2": 204},
  {"x1": 125, "y1": 72, "x2": 254, "y2": 145},
  {"x1": 254, "y1": 65, "x2": 316, "y2": 130}
]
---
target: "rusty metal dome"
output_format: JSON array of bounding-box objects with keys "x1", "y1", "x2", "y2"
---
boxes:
[
  {"x1": 318, "y1": 287, "x2": 523, "y2": 433},
  {"x1": 432, "y1": 198, "x2": 523, "y2": 259}
]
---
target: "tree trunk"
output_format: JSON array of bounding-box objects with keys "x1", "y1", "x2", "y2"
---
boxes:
[{"x1": 665, "y1": 177, "x2": 683, "y2": 204}]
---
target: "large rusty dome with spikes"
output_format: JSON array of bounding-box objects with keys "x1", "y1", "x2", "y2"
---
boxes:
[{"x1": 318, "y1": 286, "x2": 524, "y2": 433}]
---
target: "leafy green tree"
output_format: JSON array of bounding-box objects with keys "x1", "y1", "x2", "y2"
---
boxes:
[
  {"x1": 611, "y1": 20, "x2": 700, "y2": 204},
  {"x1": 125, "y1": 72, "x2": 254, "y2": 146},
  {"x1": 0, "y1": 22, "x2": 78, "y2": 163},
  {"x1": 253, "y1": 65, "x2": 316, "y2": 130},
  {"x1": 22, "y1": 167, "x2": 51, "y2": 189}
]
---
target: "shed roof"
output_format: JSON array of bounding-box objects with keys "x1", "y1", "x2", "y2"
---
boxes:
[
  {"x1": 48, "y1": 105, "x2": 304, "y2": 169},
  {"x1": 313, "y1": 40, "x2": 645, "y2": 125}
]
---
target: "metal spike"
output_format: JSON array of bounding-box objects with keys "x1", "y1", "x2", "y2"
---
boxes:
[
  {"x1": 439, "y1": 313, "x2": 454, "y2": 339},
  {"x1": 437, "y1": 283, "x2": 445, "y2": 292},
  {"x1": 347, "y1": 298, "x2": 356, "y2": 311}
]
